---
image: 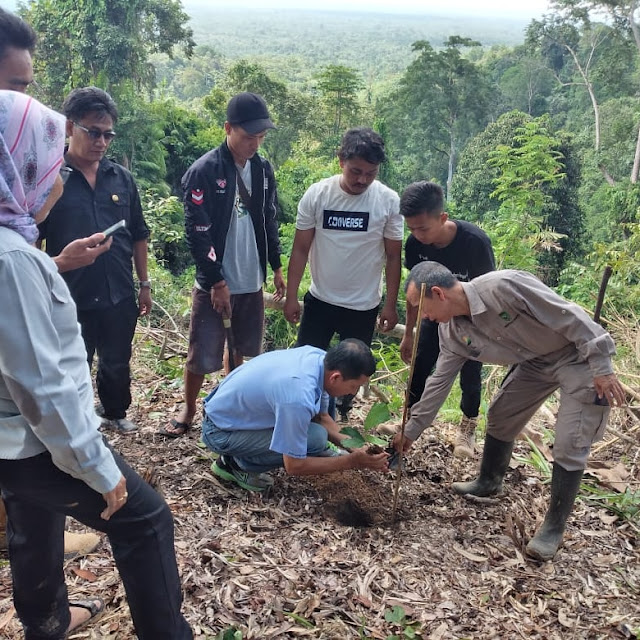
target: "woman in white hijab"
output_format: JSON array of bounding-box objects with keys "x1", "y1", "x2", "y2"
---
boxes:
[{"x1": 0, "y1": 91, "x2": 192, "y2": 640}]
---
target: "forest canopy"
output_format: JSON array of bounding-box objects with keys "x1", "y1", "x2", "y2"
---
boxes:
[{"x1": 16, "y1": 0, "x2": 640, "y2": 314}]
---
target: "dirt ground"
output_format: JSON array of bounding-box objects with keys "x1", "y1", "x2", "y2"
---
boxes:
[{"x1": 0, "y1": 372, "x2": 638, "y2": 639}]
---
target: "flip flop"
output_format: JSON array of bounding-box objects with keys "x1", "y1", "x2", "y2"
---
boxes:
[
  {"x1": 66, "y1": 597, "x2": 105, "y2": 636},
  {"x1": 158, "y1": 418, "x2": 192, "y2": 438}
]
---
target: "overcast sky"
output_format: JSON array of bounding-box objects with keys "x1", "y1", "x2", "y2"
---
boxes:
[
  {"x1": 0, "y1": 0, "x2": 553, "y2": 19},
  {"x1": 0, "y1": 0, "x2": 553, "y2": 20},
  {"x1": 208, "y1": 0, "x2": 552, "y2": 18}
]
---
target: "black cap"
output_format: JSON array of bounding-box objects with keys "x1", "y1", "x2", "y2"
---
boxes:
[{"x1": 226, "y1": 92, "x2": 276, "y2": 135}]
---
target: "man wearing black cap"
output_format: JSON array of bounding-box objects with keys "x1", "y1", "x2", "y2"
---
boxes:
[{"x1": 161, "y1": 92, "x2": 285, "y2": 437}]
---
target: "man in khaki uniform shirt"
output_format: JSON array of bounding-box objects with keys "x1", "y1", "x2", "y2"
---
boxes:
[{"x1": 393, "y1": 261, "x2": 625, "y2": 561}]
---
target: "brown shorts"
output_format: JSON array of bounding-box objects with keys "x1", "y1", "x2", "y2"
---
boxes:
[{"x1": 186, "y1": 287, "x2": 264, "y2": 375}]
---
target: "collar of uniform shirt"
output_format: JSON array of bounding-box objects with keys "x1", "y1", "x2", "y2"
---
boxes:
[{"x1": 460, "y1": 281, "x2": 487, "y2": 318}]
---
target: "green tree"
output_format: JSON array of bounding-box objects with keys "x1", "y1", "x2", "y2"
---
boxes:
[
  {"x1": 23, "y1": 0, "x2": 195, "y2": 104},
  {"x1": 383, "y1": 36, "x2": 491, "y2": 195},
  {"x1": 453, "y1": 112, "x2": 583, "y2": 282},
  {"x1": 497, "y1": 54, "x2": 555, "y2": 116},
  {"x1": 480, "y1": 44, "x2": 555, "y2": 117},
  {"x1": 153, "y1": 45, "x2": 224, "y2": 102},
  {"x1": 275, "y1": 141, "x2": 337, "y2": 223},
  {"x1": 224, "y1": 60, "x2": 315, "y2": 169},
  {"x1": 535, "y1": 2, "x2": 640, "y2": 246},
  {"x1": 532, "y1": 1, "x2": 640, "y2": 182},
  {"x1": 488, "y1": 116, "x2": 569, "y2": 273},
  {"x1": 451, "y1": 111, "x2": 533, "y2": 223},
  {"x1": 151, "y1": 99, "x2": 224, "y2": 194},
  {"x1": 526, "y1": 16, "x2": 630, "y2": 155},
  {"x1": 574, "y1": 96, "x2": 640, "y2": 240},
  {"x1": 315, "y1": 64, "x2": 364, "y2": 138}
]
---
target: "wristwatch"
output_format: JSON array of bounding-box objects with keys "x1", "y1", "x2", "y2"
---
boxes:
[{"x1": 139, "y1": 280, "x2": 152, "y2": 289}]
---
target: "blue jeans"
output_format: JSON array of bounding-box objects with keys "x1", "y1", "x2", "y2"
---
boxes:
[
  {"x1": 0, "y1": 446, "x2": 192, "y2": 640},
  {"x1": 201, "y1": 413, "x2": 329, "y2": 473}
]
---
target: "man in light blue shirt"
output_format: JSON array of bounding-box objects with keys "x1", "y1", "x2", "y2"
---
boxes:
[{"x1": 202, "y1": 339, "x2": 389, "y2": 491}]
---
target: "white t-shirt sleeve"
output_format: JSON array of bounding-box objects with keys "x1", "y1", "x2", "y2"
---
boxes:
[
  {"x1": 296, "y1": 183, "x2": 319, "y2": 231},
  {"x1": 383, "y1": 191, "x2": 404, "y2": 240}
]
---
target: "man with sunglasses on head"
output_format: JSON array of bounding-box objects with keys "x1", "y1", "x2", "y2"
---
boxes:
[{"x1": 38, "y1": 87, "x2": 152, "y2": 434}]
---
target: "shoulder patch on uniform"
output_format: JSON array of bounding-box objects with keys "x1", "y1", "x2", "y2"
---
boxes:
[
  {"x1": 216, "y1": 178, "x2": 226, "y2": 189},
  {"x1": 191, "y1": 189, "x2": 204, "y2": 205},
  {"x1": 499, "y1": 311, "x2": 511, "y2": 322},
  {"x1": 207, "y1": 246, "x2": 217, "y2": 262}
]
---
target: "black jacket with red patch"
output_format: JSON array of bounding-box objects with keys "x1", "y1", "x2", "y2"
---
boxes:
[{"x1": 182, "y1": 140, "x2": 282, "y2": 291}]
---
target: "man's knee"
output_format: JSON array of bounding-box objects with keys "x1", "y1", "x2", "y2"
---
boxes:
[
  {"x1": 551, "y1": 446, "x2": 590, "y2": 472},
  {"x1": 553, "y1": 398, "x2": 609, "y2": 471},
  {"x1": 307, "y1": 422, "x2": 329, "y2": 455}
]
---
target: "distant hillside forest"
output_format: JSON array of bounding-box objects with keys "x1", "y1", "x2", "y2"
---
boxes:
[
  {"x1": 183, "y1": 8, "x2": 530, "y2": 79},
  {"x1": 19, "y1": 0, "x2": 640, "y2": 317}
]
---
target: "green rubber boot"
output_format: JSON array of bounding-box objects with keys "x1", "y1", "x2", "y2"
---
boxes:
[
  {"x1": 526, "y1": 463, "x2": 583, "y2": 562},
  {"x1": 452, "y1": 434, "x2": 514, "y2": 497}
]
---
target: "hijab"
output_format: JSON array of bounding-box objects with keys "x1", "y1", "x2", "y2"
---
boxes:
[{"x1": 0, "y1": 90, "x2": 66, "y2": 243}]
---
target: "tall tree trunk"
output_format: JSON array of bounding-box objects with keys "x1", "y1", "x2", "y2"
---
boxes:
[
  {"x1": 447, "y1": 132, "x2": 455, "y2": 199},
  {"x1": 567, "y1": 44, "x2": 600, "y2": 151},
  {"x1": 631, "y1": 122, "x2": 640, "y2": 184},
  {"x1": 628, "y1": 3, "x2": 640, "y2": 183}
]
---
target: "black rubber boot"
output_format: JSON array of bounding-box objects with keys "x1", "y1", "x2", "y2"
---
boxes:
[
  {"x1": 525, "y1": 463, "x2": 583, "y2": 562},
  {"x1": 452, "y1": 434, "x2": 514, "y2": 496}
]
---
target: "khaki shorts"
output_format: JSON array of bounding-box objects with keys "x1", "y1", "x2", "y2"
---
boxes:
[{"x1": 186, "y1": 287, "x2": 264, "y2": 375}]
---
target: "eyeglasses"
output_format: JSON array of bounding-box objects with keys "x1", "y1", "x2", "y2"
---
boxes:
[
  {"x1": 73, "y1": 122, "x2": 116, "y2": 142},
  {"x1": 59, "y1": 165, "x2": 73, "y2": 185}
]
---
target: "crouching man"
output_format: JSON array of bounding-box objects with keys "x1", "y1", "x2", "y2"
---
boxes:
[
  {"x1": 202, "y1": 339, "x2": 389, "y2": 491},
  {"x1": 393, "y1": 261, "x2": 625, "y2": 561}
]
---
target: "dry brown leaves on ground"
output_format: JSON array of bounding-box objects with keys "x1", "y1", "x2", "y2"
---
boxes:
[{"x1": 0, "y1": 377, "x2": 638, "y2": 640}]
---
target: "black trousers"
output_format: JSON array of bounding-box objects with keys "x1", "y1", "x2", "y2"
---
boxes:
[
  {"x1": 296, "y1": 292, "x2": 379, "y2": 415},
  {"x1": 410, "y1": 318, "x2": 483, "y2": 417},
  {"x1": 296, "y1": 292, "x2": 379, "y2": 349},
  {"x1": 0, "y1": 447, "x2": 192, "y2": 640},
  {"x1": 78, "y1": 296, "x2": 138, "y2": 420}
]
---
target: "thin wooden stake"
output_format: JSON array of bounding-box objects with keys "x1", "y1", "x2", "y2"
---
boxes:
[{"x1": 392, "y1": 283, "x2": 427, "y2": 524}]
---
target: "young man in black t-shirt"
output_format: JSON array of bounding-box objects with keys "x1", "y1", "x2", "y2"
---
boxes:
[{"x1": 400, "y1": 181, "x2": 495, "y2": 457}]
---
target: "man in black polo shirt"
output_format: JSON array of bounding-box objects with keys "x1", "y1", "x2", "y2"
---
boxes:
[{"x1": 39, "y1": 87, "x2": 152, "y2": 433}]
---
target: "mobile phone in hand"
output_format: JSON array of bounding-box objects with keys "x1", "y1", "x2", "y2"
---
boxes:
[{"x1": 99, "y1": 219, "x2": 126, "y2": 244}]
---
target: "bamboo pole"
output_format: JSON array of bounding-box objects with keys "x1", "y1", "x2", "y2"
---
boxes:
[{"x1": 392, "y1": 283, "x2": 427, "y2": 524}]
